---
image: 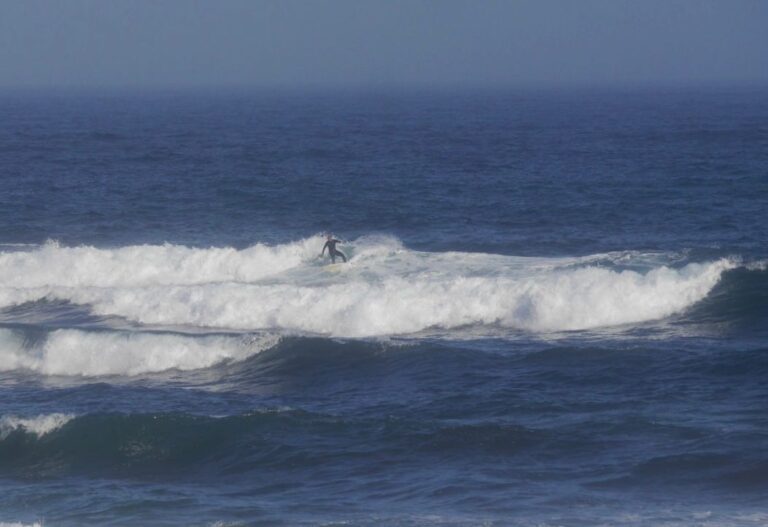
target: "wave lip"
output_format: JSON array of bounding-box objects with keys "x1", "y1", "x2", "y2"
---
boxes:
[{"x1": 0, "y1": 413, "x2": 74, "y2": 439}]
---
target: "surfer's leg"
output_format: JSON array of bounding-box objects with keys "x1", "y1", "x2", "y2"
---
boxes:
[
  {"x1": 333, "y1": 249, "x2": 347, "y2": 263},
  {"x1": 331, "y1": 253, "x2": 336, "y2": 263}
]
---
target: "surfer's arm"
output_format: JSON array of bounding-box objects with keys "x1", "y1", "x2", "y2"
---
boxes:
[{"x1": 320, "y1": 242, "x2": 329, "y2": 255}]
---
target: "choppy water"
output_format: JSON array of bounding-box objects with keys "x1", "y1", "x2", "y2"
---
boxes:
[{"x1": 0, "y1": 88, "x2": 767, "y2": 526}]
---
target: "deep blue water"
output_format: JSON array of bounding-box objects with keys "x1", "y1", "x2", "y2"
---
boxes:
[{"x1": 0, "y1": 88, "x2": 766, "y2": 526}]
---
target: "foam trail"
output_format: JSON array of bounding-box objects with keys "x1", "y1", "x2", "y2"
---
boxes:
[
  {"x1": 0, "y1": 329, "x2": 279, "y2": 376},
  {"x1": 0, "y1": 413, "x2": 74, "y2": 439}
]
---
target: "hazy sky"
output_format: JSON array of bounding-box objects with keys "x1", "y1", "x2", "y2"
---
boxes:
[{"x1": 0, "y1": 0, "x2": 766, "y2": 88}]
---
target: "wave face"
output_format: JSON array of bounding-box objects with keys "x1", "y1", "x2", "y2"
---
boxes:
[
  {"x1": 0, "y1": 237, "x2": 742, "y2": 338},
  {"x1": 2, "y1": 404, "x2": 766, "y2": 493}
]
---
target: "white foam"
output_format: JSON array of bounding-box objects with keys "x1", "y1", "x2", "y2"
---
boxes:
[
  {"x1": 56, "y1": 258, "x2": 735, "y2": 337},
  {"x1": 0, "y1": 237, "x2": 321, "y2": 289},
  {"x1": 0, "y1": 413, "x2": 74, "y2": 439},
  {"x1": 0, "y1": 328, "x2": 278, "y2": 376},
  {"x1": 0, "y1": 238, "x2": 738, "y2": 338}
]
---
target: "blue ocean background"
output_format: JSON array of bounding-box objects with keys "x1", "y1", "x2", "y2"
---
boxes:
[{"x1": 0, "y1": 88, "x2": 766, "y2": 526}]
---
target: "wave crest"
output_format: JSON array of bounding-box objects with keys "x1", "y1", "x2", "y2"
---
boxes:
[
  {"x1": 0, "y1": 329, "x2": 278, "y2": 376},
  {"x1": 0, "y1": 413, "x2": 74, "y2": 439}
]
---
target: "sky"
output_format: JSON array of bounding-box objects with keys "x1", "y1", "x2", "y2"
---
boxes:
[{"x1": 0, "y1": 0, "x2": 766, "y2": 89}]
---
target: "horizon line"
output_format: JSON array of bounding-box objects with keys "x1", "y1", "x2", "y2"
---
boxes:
[{"x1": 1, "y1": 79, "x2": 766, "y2": 94}]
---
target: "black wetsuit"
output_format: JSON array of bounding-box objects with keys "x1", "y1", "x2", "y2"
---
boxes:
[{"x1": 322, "y1": 239, "x2": 347, "y2": 263}]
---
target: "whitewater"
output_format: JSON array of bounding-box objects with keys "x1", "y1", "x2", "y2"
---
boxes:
[
  {"x1": 0, "y1": 236, "x2": 736, "y2": 339},
  {"x1": 0, "y1": 235, "x2": 743, "y2": 378}
]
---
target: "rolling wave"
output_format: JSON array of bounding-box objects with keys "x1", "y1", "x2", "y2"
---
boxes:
[
  {"x1": 0, "y1": 328, "x2": 278, "y2": 376},
  {"x1": 3, "y1": 410, "x2": 763, "y2": 494},
  {"x1": 0, "y1": 236, "x2": 749, "y2": 338}
]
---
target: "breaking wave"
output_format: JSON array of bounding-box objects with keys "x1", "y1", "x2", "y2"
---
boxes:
[
  {"x1": 0, "y1": 236, "x2": 749, "y2": 338},
  {"x1": 0, "y1": 328, "x2": 279, "y2": 376}
]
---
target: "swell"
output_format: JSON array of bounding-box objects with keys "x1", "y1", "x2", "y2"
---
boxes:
[
  {"x1": 590, "y1": 453, "x2": 768, "y2": 493},
  {"x1": 3, "y1": 410, "x2": 765, "y2": 496},
  {"x1": 0, "y1": 410, "x2": 543, "y2": 478},
  {"x1": 0, "y1": 238, "x2": 323, "y2": 288}
]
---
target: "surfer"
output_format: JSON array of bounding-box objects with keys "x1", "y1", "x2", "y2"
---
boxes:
[{"x1": 320, "y1": 234, "x2": 347, "y2": 263}]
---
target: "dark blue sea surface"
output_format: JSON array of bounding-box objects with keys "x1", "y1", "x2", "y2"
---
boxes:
[{"x1": 0, "y1": 88, "x2": 766, "y2": 526}]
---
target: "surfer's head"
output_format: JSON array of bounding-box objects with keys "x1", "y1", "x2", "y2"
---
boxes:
[{"x1": 326, "y1": 234, "x2": 332, "y2": 240}]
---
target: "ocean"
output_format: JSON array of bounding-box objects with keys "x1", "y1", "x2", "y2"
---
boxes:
[{"x1": 0, "y1": 87, "x2": 766, "y2": 526}]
